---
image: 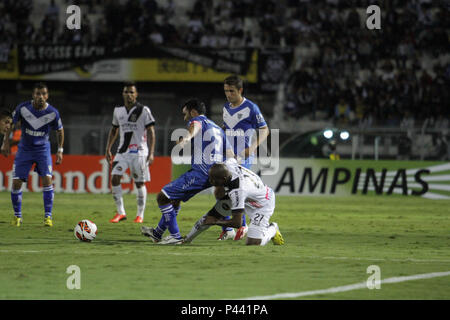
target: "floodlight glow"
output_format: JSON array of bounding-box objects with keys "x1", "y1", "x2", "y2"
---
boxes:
[
  {"x1": 323, "y1": 130, "x2": 333, "y2": 139},
  {"x1": 340, "y1": 131, "x2": 350, "y2": 140}
]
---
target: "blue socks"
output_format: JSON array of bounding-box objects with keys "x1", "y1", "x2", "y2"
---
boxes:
[
  {"x1": 11, "y1": 189, "x2": 22, "y2": 218},
  {"x1": 43, "y1": 185, "x2": 54, "y2": 218},
  {"x1": 11, "y1": 185, "x2": 54, "y2": 219},
  {"x1": 155, "y1": 204, "x2": 182, "y2": 239}
]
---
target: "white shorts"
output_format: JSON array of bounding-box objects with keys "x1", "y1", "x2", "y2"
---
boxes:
[
  {"x1": 111, "y1": 153, "x2": 150, "y2": 182},
  {"x1": 246, "y1": 189, "x2": 275, "y2": 240},
  {"x1": 214, "y1": 188, "x2": 275, "y2": 240}
]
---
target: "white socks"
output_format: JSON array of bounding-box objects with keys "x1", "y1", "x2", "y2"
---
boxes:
[
  {"x1": 260, "y1": 224, "x2": 277, "y2": 246},
  {"x1": 112, "y1": 185, "x2": 126, "y2": 215},
  {"x1": 185, "y1": 214, "x2": 211, "y2": 243},
  {"x1": 112, "y1": 185, "x2": 147, "y2": 218},
  {"x1": 136, "y1": 185, "x2": 147, "y2": 218}
]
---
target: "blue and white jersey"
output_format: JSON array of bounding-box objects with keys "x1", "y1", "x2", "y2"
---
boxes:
[
  {"x1": 187, "y1": 115, "x2": 230, "y2": 176},
  {"x1": 223, "y1": 98, "x2": 267, "y2": 165},
  {"x1": 12, "y1": 101, "x2": 63, "y2": 152}
]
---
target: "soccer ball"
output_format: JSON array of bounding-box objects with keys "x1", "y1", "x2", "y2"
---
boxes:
[{"x1": 74, "y1": 220, "x2": 97, "y2": 242}]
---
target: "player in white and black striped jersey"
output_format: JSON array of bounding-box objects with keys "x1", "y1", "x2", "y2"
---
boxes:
[{"x1": 105, "y1": 82, "x2": 156, "y2": 224}]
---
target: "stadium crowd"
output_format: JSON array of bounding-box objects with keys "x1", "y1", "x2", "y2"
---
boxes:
[{"x1": 0, "y1": 0, "x2": 449, "y2": 129}]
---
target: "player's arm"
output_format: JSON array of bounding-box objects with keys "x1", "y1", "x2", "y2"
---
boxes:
[
  {"x1": 178, "y1": 121, "x2": 201, "y2": 147},
  {"x1": 55, "y1": 128, "x2": 64, "y2": 165},
  {"x1": 204, "y1": 209, "x2": 243, "y2": 228},
  {"x1": 1, "y1": 123, "x2": 15, "y2": 157},
  {"x1": 146, "y1": 124, "x2": 155, "y2": 165},
  {"x1": 243, "y1": 125, "x2": 269, "y2": 159},
  {"x1": 105, "y1": 126, "x2": 119, "y2": 163}
]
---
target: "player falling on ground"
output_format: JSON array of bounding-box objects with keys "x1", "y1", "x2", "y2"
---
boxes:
[
  {"x1": 0, "y1": 109, "x2": 12, "y2": 135},
  {"x1": 0, "y1": 82, "x2": 64, "y2": 227},
  {"x1": 217, "y1": 75, "x2": 270, "y2": 241},
  {"x1": 141, "y1": 98, "x2": 233, "y2": 244},
  {"x1": 106, "y1": 82, "x2": 156, "y2": 224},
  {"x1": 184, "y1": 158, "x2": 284, "y2": 246}
]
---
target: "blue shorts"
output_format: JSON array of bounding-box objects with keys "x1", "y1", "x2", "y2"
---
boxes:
[
  {"x1": 13, "y1": 148, "x2": 53, "y2": 181},
  {"x1": 161, "y1": 169, "x2": 211, "y2": 202}
]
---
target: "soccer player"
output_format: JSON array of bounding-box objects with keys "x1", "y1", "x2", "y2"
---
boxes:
[
  {"x1": 218, "y1": 75, "x2": 270, "y2": 241},
  {"x1": 0, "y1": 109, "x2": 12, "y2": 135},
  {"x1": 0, "y1": 82, "x2": 64, "y2": 227},
  {"x1": 141, "y1": 98, "x2": 233, "y2": 244},
  {"x1": 105, "y1": 82, "x2": 156, "y2": 224},
  {"x1": 184, "y1": 158, "x2": 284, "y2": 246}
]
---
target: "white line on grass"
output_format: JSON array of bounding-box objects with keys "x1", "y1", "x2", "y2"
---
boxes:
[
  {"x1": 1, "y1": 249, "x2": 450, "y2": 264},
  {"x1": 238, "y1": 271, "x2": 450, "y2": 300}
]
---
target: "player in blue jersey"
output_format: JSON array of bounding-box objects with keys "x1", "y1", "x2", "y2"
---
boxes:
[
  {"x1": 141, "y1": 98, "x2": 233, "y2": 244},
  {"x1": 0, "y1": 83, "x2": 64, "y2": 227},
  {"x1": 0, "y1": 109, "x2": 12, "y2": 135},
  {"x1": 217, "y1": 75, "x2": 270, "y2": 241}
]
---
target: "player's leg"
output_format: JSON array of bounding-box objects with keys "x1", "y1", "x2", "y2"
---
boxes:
[
  {"x1": 11, "y1": 178, "x2": 24, "y2": 226},
  {"x1": 184, "y1": 206, "x2": 223, "y2": 243},
  {"x1": 214, "y1": 187, "x2": 235, "y2": 240},
  {"x1": 246, "y1": 190, "x2": 284, "y2": 246},
  {"x1": 157, "y1": 192, "x2": 183, "y2": 241},
  {"x1": 41, "y1": 175, "x2": 54, "y2": 226},
  {"x1": 109, "y1": 156, "x2": 128, "y2": 223},
  {"x1": 35, "y1": 149, "x2": 55, "y2": 226},
  {"x1": 131, "y1": 156, "x2": 150, "y2": 223},
  {"x1": 134, "y1": 181, "x2": 146, "y2": 223},
  {"x1": 10, "y1": 154, "x2": 33, "y2": 226}
]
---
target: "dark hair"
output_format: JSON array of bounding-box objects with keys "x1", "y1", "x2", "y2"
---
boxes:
[
  {"x1": 0, "y1": 109, "x2": 12, "y2": 120},
  {"x1": 124, "y1": 81, "x2": 137, "y2": 89},
  {"x1": 32, "y1": 82, "x2": 48, "y2": 91},
  {"x1": 224, "y1": 75, "x2": 244, "y2": 90},
  {"x1": 183, "y1": 98, "x2": 206, "y2": 115}
]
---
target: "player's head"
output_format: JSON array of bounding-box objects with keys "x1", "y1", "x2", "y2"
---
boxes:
[
  {"x1": 182, "y1": 98, "x2": 206, "y2": 121},
  {"x1": 209, "y1": 163, "x2": 231, "y2": 187},
  {"x1": 123, "y1": 81, "x2": 138, "y2": 106},
  {"x1": 32, "y1": 82, "x2": 49, "y2": 109},
  {"x1": 0, "y1": 109, "x2": 12, "y2": 134},
  {"x1": 224, "y1": 75, "x2": 244, "y2": 105}
]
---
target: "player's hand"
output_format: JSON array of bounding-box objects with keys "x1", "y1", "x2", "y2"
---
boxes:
[
  {"x1": 147, "y1": 154, "x2": 154, "y2": 165},
  {"x1": 105, "y1": 150, "x2": 112, "y2": 163},
  {"x1": 56, "y1": 152, "x2": 63, "y2": 165},
  {"x1": 177, "y1": 137, "x2": 186, "y2": 148}
]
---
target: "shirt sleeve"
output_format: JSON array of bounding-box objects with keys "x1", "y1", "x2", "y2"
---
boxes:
[
  {"x1": 228, "y1": 181, "x2": 245, "y2": 210},
  {"x1": 144, "y1": 106, "x2": 156, "y2": 127},
  {"x1": 52, "y1": 110, "x2": 63, "y2": 130},
  {"x1": 112, "y1": 108, "x2": 119, "y2": 127},
  {"x1": 12, "y1": 105, "x2": 21, "y2": 124},
  {"x1": 251, "y1": 104, "x2": 267, "y2": 129}
]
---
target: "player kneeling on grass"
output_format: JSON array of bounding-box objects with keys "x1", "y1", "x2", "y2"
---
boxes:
[{"x1": 184, "y1": 159, "x2": 284, "y2": 246}]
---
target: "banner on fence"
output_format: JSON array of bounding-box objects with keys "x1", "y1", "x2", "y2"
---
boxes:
[
  {"x1": 253, "y1": 159, "x2": 450, "y2": 199},
  {"x1": 0, "y1": 155, "x2": 172, "y2": 194}
]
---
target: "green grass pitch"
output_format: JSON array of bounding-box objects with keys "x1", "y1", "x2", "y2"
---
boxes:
[{"x1": 0, "y1": 191, "x2": 449, "y2": 300}]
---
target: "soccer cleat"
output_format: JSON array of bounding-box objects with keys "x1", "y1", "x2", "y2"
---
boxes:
[
  {"x1": 217, "y1": 229, "x2": 236, "y2": 240},
  {"x1": 141, "y1": 226, "x2": 161, "y2": 243},
  {"x1": 11, "y1": 216, "x2": 22, "y2": 227},
  {"x1": 110, "y1": 213, "x2": 127, "y2": 223},
  {"x1": 44, "y1": 217, "x2": 53, "y2": 227},
  {"x1": 133, "y1": 216, "x2": 143, "y2": 223},
  {"x1": 270, "y1": 222, "x2": 285, "y2": 245},
  {"x1": 234, "y1": 226, "x2": 248, "y2": 240},
  {"x1": 159, "y1": 235, "x2": 184, "y2": 245}
]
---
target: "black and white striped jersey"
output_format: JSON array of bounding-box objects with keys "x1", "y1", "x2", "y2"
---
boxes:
[{"x1": 112, "y1": 103, "x2": 155, "y2": 156}]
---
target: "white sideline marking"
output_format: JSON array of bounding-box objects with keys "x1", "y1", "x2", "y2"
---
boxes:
[{"x1": 239, "y1": 271, "x2": 450, "y2": 300}]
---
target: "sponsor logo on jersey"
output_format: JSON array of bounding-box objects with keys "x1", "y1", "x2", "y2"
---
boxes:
[{"x1": 25, "y1": 128, "x2": 46, "y2": 137}]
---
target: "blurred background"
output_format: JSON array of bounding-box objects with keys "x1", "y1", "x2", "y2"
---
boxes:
[{"x1": 0, "y1": 0, "x2": 449, "y2": 160}]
